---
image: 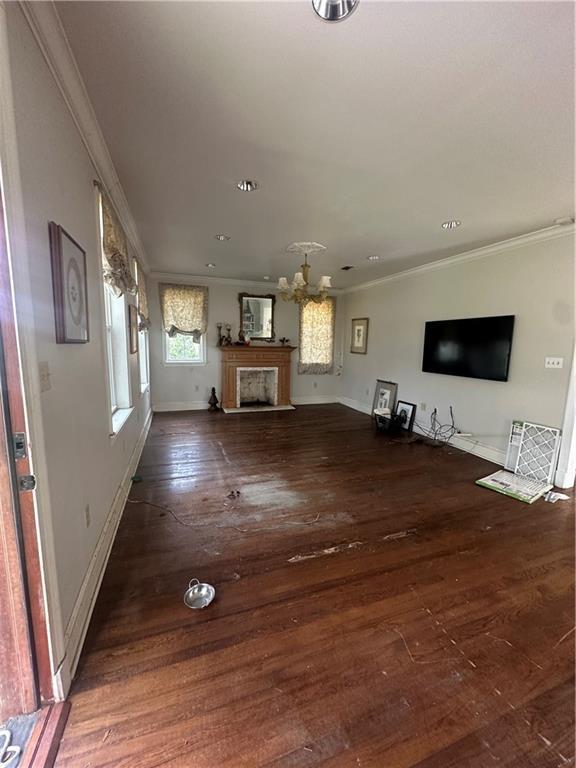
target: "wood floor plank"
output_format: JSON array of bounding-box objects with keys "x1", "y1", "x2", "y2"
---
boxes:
[{"x1": 54, "y1": 405, "x2": 574, "y2": 767}]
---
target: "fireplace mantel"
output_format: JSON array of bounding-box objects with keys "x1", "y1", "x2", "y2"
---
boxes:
[{"x1": 220, "y1": 346, "x2": 296, "y2": 410}]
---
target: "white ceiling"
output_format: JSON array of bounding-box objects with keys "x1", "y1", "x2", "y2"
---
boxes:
[{"x1": 56, "y1": 1, "x2": 574, "y2": 288}]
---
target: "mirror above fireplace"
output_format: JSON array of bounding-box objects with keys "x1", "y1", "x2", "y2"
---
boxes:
[{"x1": 239, "y1": 293, "x2": 276, "y2": 340}]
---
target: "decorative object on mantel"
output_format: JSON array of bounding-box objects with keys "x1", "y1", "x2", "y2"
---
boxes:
[
  {"x1": 208, "y1": 387, "x2": 220, "y2": 411},
  {"x1": 351, "y1": 318, "x2": 369, "y2": 354},
  {"x1": 279, "y1": 337, "x2": 290, "y2": 346},
  {"x1": 278, "y1": 242, "x2": 332, "y2": 304},
  {"x1": 217, "y1": 323, "x2": 224, "y2": 346},
  {"x1": 49, "y1": 221, "x2": 89, "y2": 343},
  {"x1": 225, "y1": 323, "x2": 233, "y2": 346}
]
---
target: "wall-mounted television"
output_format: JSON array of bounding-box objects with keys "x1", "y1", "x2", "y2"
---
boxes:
[{"x1": 422, "y1": 315, "x2": 515, "y2": 382}]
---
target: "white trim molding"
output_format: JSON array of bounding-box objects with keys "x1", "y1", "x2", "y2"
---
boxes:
[
  {"x1": 343, "y1": 224, "x2": 575, "y2": 295},
  {"x1": 19, "y1": 0, "x2": 149, "y2": 272},
  {"x1": 54, "y1": 409, "x2": 152, "y2": 696},
  {"x1": 555, "y1": 346, "x2": 576, "y2": 489},
  {"x1": 152, "y1": 401, "x2": 209, "y2": 412},
  {"x1": 292, "y1": 395, "x2": 339, "y2": 406}
]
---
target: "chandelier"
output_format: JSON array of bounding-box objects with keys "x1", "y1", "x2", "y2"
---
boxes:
[{"x1": 277, "y1": 242, "x2": 332, "y2": 304}]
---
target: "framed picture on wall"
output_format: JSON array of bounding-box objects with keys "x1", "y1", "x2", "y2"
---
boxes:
[
  {"x1": 372, "y1": 380, "x2": 398, "y2": 416},
  {"x1": 351, "y1": 318, "x2": 369, "y2": 354},
  {"x1": 128, "y1": 303, "x2": 138, "y2": 354},
  {"x1": 49, "y1": 222, "x2": 89, "y2": 343}
]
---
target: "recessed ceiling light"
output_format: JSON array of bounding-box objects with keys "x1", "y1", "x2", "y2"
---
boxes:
[
  {"x1": 237, "y1": 180, "x2": 259, "y2": 192},
  {"x1": 206, "y1": 263, "x2": 216, "y2": 268},
  {"x1": 366, "y1": 255, "x2": 380, "y2": 261},
  {"x1": 263, "y1": 276, "x2": 270, "y2": 280},
  {"x1": 442, "y1": 220, "x2": 461, "y2": 230},
  {"x1": 312, "y1": 0, "x2": 359, "y2": 22},
  {"x1": 214, "y1": 234, "x2": 231, "y2": 241}
]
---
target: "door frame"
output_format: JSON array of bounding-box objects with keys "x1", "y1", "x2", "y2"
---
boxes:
[{"x1": 0, "y1": 167, "x2": 53, "y2": 714}]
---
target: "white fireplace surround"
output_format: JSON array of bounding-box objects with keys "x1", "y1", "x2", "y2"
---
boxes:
[{"x1": 236, "y1": 367, "x2": 279, "y2": 408}]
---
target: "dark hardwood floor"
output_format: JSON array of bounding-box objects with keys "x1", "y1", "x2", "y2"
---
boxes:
[{"x1": 55, "y1": 405, "x2": 575, "y2": 767}]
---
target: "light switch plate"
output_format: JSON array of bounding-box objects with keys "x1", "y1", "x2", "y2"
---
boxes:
[
  {"x1": 545, "y1": 357, "x2": 564, "y2": 369},
  {"x1": 39, "y1": 361, "x2": 51, "y2": 391}
]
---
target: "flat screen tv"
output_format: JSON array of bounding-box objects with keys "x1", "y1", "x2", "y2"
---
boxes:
[{"x1": 422, "y1": 315, "x2": 515, "y2": 382}]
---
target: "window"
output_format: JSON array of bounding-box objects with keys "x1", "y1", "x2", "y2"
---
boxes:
[
  {"x1": 159, "y1": 283, "x2": 208, "y2": 365},
  {"x1": 134, "y1": 260, "x2": 150, "y2": 393},
  {"x1": 164, "y1": 333, "x2": 205, "y2": 364},
  {"x1": 103, "y1": 286, "x2": 130, "y2": 413},
  {"x1": 299, "y1": 297, "x2": 335, "y2": 375},
  {"x1": 98, "y1": 192, "x2": 132, "y2": 431}
]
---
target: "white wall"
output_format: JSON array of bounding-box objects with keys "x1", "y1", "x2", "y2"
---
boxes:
[
  {"x1": 2, "y1": 4, "x2": 151, "y2": 691},
  {"x1": 339, "y1": 232, "x2": 575, "y2": 463},
  {"x1": 149, "y1": 276, "x2": 342, "y2": 410}
]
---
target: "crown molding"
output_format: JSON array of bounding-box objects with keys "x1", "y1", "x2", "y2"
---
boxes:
[
  {"x1": 148, "y1": 270, "x2": 344, "y2": 292},
  {"x1": 343, "y1": 224, "x2": 575, "y2": 294},
  {"x1": 19, "y1": 1, "x2": 150, "y2": 272}
]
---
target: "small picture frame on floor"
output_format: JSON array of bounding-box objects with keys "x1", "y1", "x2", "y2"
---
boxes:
[
  {"x1": 395, "y1": 400, "x2": 416, "y2": 431},
  {"x1": 372, "y1": 380, "x2": 397, "y2": 415}
]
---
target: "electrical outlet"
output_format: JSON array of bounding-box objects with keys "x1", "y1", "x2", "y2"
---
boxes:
[
  {"x1": 313, "y1": 381, "x2": 318, "y2": 389},
  {"x1": 545, "y1": 357, "x2": 564, "y2": 369},
  {"x1": 84, "y1": 504, "x2": 91, "y2": 528},
  {"x1": 39, "y1": 361, "x2": 51, "y2": 392},
  {"x1": 420, "y1": 402, "x2": 427, "y2": 412}
]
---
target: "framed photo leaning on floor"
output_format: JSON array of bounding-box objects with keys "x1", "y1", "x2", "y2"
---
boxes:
[{"x1": 372, "y1": 380, "x2": 398, "y2": 415}]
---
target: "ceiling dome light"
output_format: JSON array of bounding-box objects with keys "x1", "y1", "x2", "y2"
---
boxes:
[
  {"x1": 312, "y1": 0, "x2": 358, "y2": 22},
  {"x1": 206, "y1": 263, "x2": 216, "y2": 269},
  {"x1": 442, "y1": 220, "x2": 461, "y2": 230},
  {"x1": 237, "y1": 180, "x2": 259, "y2": 192},
  {"x1": 214, "y1": 234, "x2": 231, "y2": 241},
  {"x1": 366, "y1": 255, "x2": 380, "y2": 261}
]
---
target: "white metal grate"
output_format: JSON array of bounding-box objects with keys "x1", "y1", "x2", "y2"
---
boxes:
[{"x1": 515, "y1": 422, "x2": 561, "y2": 484}]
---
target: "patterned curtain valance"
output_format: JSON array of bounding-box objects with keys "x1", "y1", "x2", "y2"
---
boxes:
[
  {"x1": 299, "y1": 296, "x2": 335, "y2": 375},
  {"x1": 159, "y1": 283, "x2": 208, "y2": 341},
  {"x1": 100, "y1": 192, "x2": 137, "y2": 297},
  {"x1": 136, "y1": 259, "x2": 151, "y2": 330}
]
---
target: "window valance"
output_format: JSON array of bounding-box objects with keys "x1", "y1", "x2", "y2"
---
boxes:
[
  {"x1": 100, "y1": 191, "x2": 137, "y2": 297},
  {"x1": 159, "y1": 284, "x2": 208, "y2": 341},
  {"x1": 298, "y1": 296, "x2": 335, "y2": 375},
  {"x1": 136, "y1": 259, "x2": 151, "y2": 330}
]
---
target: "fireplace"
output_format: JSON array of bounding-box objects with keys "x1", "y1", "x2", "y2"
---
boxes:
[
  {"x1": 237, "y1": 367, "x2": 278, "y2": 408},
  {"x1": 220, "y1": 345, "x2": 296, "y2": 413}
]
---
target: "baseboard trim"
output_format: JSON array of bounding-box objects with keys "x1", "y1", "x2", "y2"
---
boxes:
[
  {"x1": 337, "y1": 396, "x2": 372, "y2": 415},
  {"x1": 337, "y1": 397, "x2": 506, "y2": 466},
  {"x1": 152, "y1": 401, "x2": 208, "y2": 412},
  {"x1": 55, "y1": 409, "x2": 152, "y2": 695},
  {"x1": 554, "y1": 467, "x2": 575, "y2": 490},
  {"x1": 291, "y1": 396, "x2": 339, "y2": 405}
]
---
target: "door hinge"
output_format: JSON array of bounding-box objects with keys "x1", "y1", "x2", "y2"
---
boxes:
[
  {"x1": 13, "y1": 432, "x2": 27, "y2": 459},
  {"x1": 18, "y1": 474, "x2": 36, "y2": 492}
]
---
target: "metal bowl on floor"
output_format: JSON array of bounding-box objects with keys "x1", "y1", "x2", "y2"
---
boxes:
[{"x1": 183, "y1": 578, "x2": 215, "y2": 609}]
